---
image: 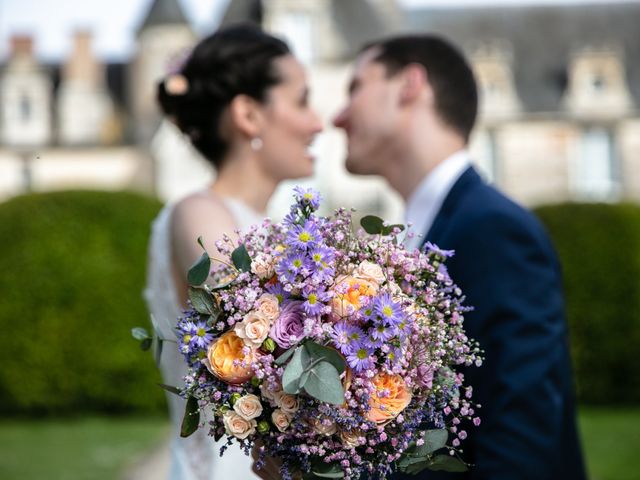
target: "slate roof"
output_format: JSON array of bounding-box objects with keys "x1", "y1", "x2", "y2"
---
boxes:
[
  {"x1": 137, "y1": 0, "x2": 189, "y2": 34},
  {"x1": 403, "y1": 2, "x2": 640, "y2": 112}
]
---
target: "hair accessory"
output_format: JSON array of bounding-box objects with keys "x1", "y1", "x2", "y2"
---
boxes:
[
  {"x1": 165, "y1": 74, "x2": 189, "y2": 96},
  {"x1": 250, "y1": 137, "x2": 263, "y2": 151}
]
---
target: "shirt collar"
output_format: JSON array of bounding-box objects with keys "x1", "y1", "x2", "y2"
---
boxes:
[{"x1": 404, "y1": 150, "x2": 471, "y2": 250}]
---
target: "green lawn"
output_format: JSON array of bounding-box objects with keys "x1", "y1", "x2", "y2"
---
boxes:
[
  {"x1": 0, "y1": 415, "x2": 169, "y2": 480},
  {"x1": 0, "y1": 408, "x2": 637, "y2": 480},
  {"x1": 579, "y1": 407, "x2": 640, "y2": 480}
]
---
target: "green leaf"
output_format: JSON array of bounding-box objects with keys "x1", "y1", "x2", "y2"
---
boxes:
[
  {"x1": 197, "y1": 236, "x2": 207, "y2": 251},
  {"x1": 140, "y1": 338, "x2": 152, "y2": 351},
  {"x1": 416, "y1": 429, "x2": 448, "y2": 456},
  {"x1": 303, "y1": 360, "x2": 345, "y2": 405},
  {"x1": 231, "y1": 244, "x2": 252, "y2": 272},
  {"x1": 275, "y1": 345, "x2": 297, "y2": 366},
  {"x1": 360, "y1": 215, "x2": 385, "y2": 234},
  {"x1": 153, "y1": 336, "x2": 163, "y2": 365},
  {"x1": 282, "y1": 346, "x2": 310, "y2": 394},
  {"x1": 428, "y1": 455, "x2": 468, "y2": 472},
  {"x1": 310, "y1": 460, "x2": 344, "y2": 478},
  {"x1": 403, "y1": 459, "x2": 433, "y2": 475},
  {"x1": 381, "y1": 223, "x2": 406, "y2": 235},
  {"x1": 187, "y1": 252, "x2": 210, "y2": 286},
  {"x1": 188, "y1": 287, "x2": 219, "y2": 316},
  {"x1": 180, "y1": 395, "x2": 200, "y2": 438},
  {"x1": 157, "y1": 383, "x2": 181, "y2": 396},
  {"x1": 131, "y1": 327, "x2": 150, "y2": 341},
  {"x1": 304, "y1": 342, "x2": 346, "y2": 375}
]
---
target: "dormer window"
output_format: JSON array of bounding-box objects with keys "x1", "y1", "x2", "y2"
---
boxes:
[
  {"x1": 19, "y1": 95, "x2": 31, "y2": 122},
  {"x1": 563, "y1": 46, "x2": 633, "y2": 117},
  {"x1": 591, "y1": 73, "x2": 606, "y2": 91},
  {"x1": 470, "y1": 41, "x2": 521, "y2": 119}
]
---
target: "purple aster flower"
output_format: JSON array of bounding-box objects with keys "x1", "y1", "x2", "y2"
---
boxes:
[
  {"x1": 346, "y1": 342, "x2": 374, "y2": 373},
  {"x1": 423, "y1": 241, "x2": 455, "y2": 259},
  {"x1": 369, "y1": 321, "x2": 395, "y2": 342},
  {"x1": 293, "y1": 186, "x2": 321, "y2": 210},
  {"x1": 190, "y1": 320, "x2": 214, "y2": 349},
  {"x1": 330, "y1": 321, "x2": 364, "y2": 355},
  {"x1": 270, "y1": 300, "x2": 305, "y2": 349},
  {"x1": 309, "y1": 245, "x2": 335, "y2": 267},
  {"x1": 372, "y1": 293, "x2": 404, "y2": 326},
  {"x1": 286, "y1": 220, "x2": 320, "y2": 250},
  {"x1": 265, "y1": 282, "x2": 290, "y2": 304},
  {"x1": 302, "y1": 290, "x2": 329, "y2": 316},
  {"x1": 276, "y1": 251, "x2": 313, "y2": 282}
]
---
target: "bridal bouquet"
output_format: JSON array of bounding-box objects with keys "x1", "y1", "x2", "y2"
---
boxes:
[{"x1": 141, "y1": 188, "x2": 482, "y2": 479}]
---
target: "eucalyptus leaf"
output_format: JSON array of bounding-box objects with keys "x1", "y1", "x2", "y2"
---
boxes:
[
  {"x1": 157, "y1": 383, "x2": 181, "y2": 396},
  {"x1": 188, "y1": 287, "x2": 219, "y2": 316},
  {"x1": 428, "y1": 455, "x2": 468, "y2": 472},
  {"x1": 415, "y1": 429, "x2": 448, "y2": 456},
  {"x1": 231, "y1": 244, "x2": 252, "y2": 272},
  {"x1": 275, "y1": 345, "x2": 297, "y2": 366},
  {"x1": 282, "y1": 346, "x2": 310, "y2": 394},
  {"x1": 304, "y1": 342, "x2": 346, "y2": 374},
  {"x1": 131, "y1": 327, "x2": 151, "y2": 341},
  {"x1": 187, "y1": 252, "x2": 210, "y2": 286},
  {"x1": 303, "y1": 360, "x2": 344, "y2": 405},
  {"x1": 360, "y1": 215, "x2": 385, "y2": 234},
  {"x1": 310, "y1": 471, "x2": 344, "y2": 479},
  {"x1": 299, "y1": 370, "x2": 311, "y2": 389},
  {"x1": 310, "y1": 460, "x2": 344, "y2": 478},
  {"x1": 197, "y1": 236, "x2": 207, "y2": 251},
  {"x1": 140, "y1": 338, "x2": 152, "y2": 351},
  {"x1": 180, "y1": 395, "x2": 200, "y2": 438},
  {"x1": 403, "y1": 459, "x2": 433, "y2": 475}
]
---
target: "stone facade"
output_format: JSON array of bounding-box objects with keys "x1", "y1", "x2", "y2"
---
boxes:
[{"x1": 0, "y1": 0, "x2": 638, "y2": 218}]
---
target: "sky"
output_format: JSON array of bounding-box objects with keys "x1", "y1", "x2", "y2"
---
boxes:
[{"x1": 0, "y1": 0, "x2": 633, "y2": 62}]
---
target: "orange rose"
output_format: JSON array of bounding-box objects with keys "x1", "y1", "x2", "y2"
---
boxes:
[
  {"x1": 204, "y1": 331, "x2": 254, "y2": 384},
  {"x1": 331, "y1": 275, "x2": 378, "y2": 318},
  {"x1": 367, "y1": 373, "x2": 412, "y2": 423}
]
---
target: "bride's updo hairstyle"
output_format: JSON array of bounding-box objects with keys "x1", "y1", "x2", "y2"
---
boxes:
[{"x1": 157, "y1": 24, "x2": 291, "y2": 168}]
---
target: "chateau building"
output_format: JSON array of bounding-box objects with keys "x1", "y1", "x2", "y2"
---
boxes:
[{"x1": 1, "y1": 0, "x2": 638, "y2": 221}]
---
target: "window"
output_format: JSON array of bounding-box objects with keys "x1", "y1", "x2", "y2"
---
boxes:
[
  {"x1": 19, "y1": 94, "x2": 31, "y2": 122},
  {"x1": 572, "y1": 127, "x2": 620, "y2": 201}
]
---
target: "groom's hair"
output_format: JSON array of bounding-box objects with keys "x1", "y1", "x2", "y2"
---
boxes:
[{"x1": 362, "y1": 34, "x2": 478, "y2": 143}]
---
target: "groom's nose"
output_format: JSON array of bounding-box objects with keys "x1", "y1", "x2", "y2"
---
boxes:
[{"x1": 332, "y1": 107, "x2": 348, "y2": 130}]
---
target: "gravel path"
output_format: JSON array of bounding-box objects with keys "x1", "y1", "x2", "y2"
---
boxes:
[{"x1": 121, "y1": 438, "x2": 171, "y2": 480}]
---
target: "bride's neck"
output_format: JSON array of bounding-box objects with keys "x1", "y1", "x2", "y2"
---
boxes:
[{"x1": 210, "y1": 154, "x2": 276, "y2": 215}]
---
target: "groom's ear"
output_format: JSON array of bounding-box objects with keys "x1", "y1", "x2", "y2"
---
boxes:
[
  {"x1": 228, "y1": 94, "x2": 264, "y2": 138},
  {"x1": 399, "y1": 63, "x2": 432, "y2": 107}
]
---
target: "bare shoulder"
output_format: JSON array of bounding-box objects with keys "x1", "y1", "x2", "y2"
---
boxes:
[{"x1": 170, "y1": 191, "x2": 238, "y2": 257}]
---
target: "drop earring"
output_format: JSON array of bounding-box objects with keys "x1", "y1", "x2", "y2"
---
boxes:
[{"x1": 250, "y1": 137, "x2": 263, "y2": 151}]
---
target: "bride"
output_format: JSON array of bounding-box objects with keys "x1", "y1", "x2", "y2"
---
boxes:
[{"x1": 144, "y1": 24, "x2": 322, "y2": 480}]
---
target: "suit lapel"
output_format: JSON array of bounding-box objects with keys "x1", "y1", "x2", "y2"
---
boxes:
[{"x1": 424, "y1": 166, "x2": 482, "y2": 246}]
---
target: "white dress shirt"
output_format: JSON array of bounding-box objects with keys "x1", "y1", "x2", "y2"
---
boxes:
[{"x1": 404, "y1": 150, "x2": 471, "y2": 250}]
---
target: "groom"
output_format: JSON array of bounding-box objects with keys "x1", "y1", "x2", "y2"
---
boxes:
[{"x1": 333, "y1": 34, "x2": 586, "y2": 479}]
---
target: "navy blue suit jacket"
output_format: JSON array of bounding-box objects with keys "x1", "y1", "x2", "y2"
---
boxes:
[{"x1": 390, "y1": 167, "x2": 586, "y2": 480}]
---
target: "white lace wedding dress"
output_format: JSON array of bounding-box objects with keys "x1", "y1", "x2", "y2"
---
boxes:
[{"x1": 144, "y1": 194, "x2": 264, "y2": 480}]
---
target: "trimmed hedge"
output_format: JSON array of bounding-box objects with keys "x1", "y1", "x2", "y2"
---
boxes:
[
  {"x1": 0, "y1": 190, "x2": 166, "y2": 414},
  {"x1": 535, "y1": 203, "x2": 640, "y2": 405}
]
